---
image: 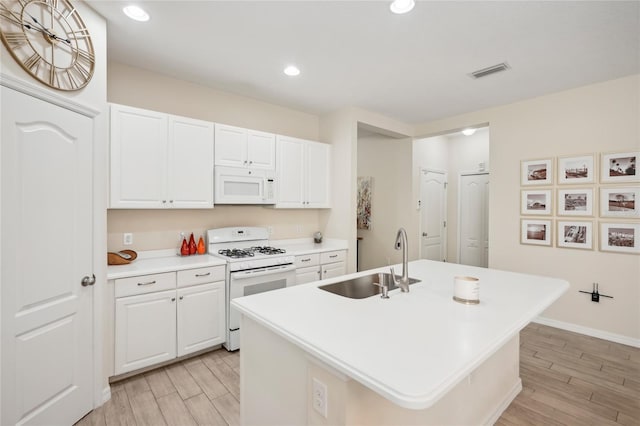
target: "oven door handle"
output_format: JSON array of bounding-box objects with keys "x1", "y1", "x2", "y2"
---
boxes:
[{"x1": 231, "y1": 264, "x2": 295, "y2": 279}]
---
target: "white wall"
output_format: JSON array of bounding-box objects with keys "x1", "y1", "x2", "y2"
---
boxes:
[
  {"x1": 357, "y1": 134, "x2": 413, "y2": 271},
  {"x1": 416, "y1": 74, "x2": 640, "y2": 342}
]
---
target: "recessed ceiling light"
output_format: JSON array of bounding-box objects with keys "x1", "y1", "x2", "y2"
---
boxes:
[
  {"x1": 462, "y1": 128, "x2": 477, "y2": 136},
  {"x1": 283, "y1": 65, "x2": 300, "y2": 77},
  {"x1": 390, "y1": 0, "x2": 415, "y2": 14},
  {"x1": 123, "y1": 5, "x2": 150, "y2": 22}
]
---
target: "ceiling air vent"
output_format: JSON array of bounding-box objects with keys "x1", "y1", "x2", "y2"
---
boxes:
[{"x1": 469, "y1": 62, "x2": 511, "y2": 79}]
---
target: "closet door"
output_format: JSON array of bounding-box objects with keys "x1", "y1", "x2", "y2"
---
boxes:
[{"x1": 1, "y1": 87, "x2": 94, "y2": 425}]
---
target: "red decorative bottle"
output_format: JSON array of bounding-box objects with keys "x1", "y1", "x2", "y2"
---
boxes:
[
  {"x1": 180, "y1": 238, "x2": 189, "y2": 256},
  {"x1": 189, "y1": 233, "x2": 197, "y2": 255}
]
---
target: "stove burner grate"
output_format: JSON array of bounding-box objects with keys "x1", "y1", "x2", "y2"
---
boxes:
[
  {"x1": 218, "y1": 249, "x2": 255, "y2": 258},
  {"x1": 250, "y1": 246, "x2": 287, "y2": 255}
]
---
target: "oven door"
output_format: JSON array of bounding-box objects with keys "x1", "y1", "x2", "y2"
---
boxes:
[{"x1": 226, "y1": 264, "x2": 295, "y2": 350}]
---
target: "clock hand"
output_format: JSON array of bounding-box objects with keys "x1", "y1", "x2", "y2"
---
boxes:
[{"x1": 24, "y1": 11, "x2": 71, "y2": 44}]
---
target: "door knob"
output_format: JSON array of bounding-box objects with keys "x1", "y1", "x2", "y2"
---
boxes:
[
  {"x1": 422, "y1": 232, "x2": 428, "y2": 237},
  {"x1": 81, "y1": 274, "x2": 96, "y2": 287}
]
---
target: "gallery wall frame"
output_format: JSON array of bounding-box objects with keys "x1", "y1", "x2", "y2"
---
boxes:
[
  {"x1": 558, "y1": 154, "x2": 595, "y2": 185},
  {"x1": 599, "y1": 222, "x2": 640, "y2": 254},
  {"x1": 521, "y1": 189, "x2": 552, "y2": 215},
  {"x1": 557, "y1": 220, "x2": 594, "y2": 250},
  {"x1": 557, "y1": 188, "x2": 594, "y2": 217},
  {"x1": 600, "y1": 151, "x2": 638, "y2": 184},
  {"x1": 521, "y1": 158, "x2": 554, "y2": 186},
  {"x1": 599, "y1": 186, "x2": 640, "y2": 218},
  {"x1": 521, "y1": 219, "x2": 553, "y2": 246}
]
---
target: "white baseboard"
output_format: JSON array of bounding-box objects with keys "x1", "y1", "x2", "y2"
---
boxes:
[
  {"x1": 533, "y1": 316, "x2": 640, "y2": 348},
  {"x1": 101, "y1": 386, "x2": 111, "y2": 405},
  {"x1": 483, "y1": 378, "x2": 522, "y2": 426}
]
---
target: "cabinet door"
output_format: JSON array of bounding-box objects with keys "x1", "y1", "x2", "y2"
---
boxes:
[
  {"x1": 176, "y1": 282, "x2": 225, "y2": 357},
  {"x1": 275, "y1": 136, "x2": 305, "y2": 208},
  {"x1": 321, "y1": 261, "x2": 346, "y2": 280},
  {"x1": 115, "y1": 290, "x2": 177, "y2": 375},
  {"x1": 110, "y1": 104, "x2": 168, "y2": 208},
  {"x1": 215, "y1": 124, "x2": 247, "y2": 167},
  {"x1": 306, "y1": 141, "x2": 331, "y2": 208},
  {"x1": 295, "y1": 265, "x2": 321, "y2": 285},
  {"x1": 168, "y1": 116, "x2": 214, "y2": 208},
  {"x1": 247, "y1": 130, "x2": 276, "y2": 170}
]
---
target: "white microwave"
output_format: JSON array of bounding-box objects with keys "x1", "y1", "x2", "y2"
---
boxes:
[{"x1": 214, "y1": 166, "x2": 276, "y2": 204}]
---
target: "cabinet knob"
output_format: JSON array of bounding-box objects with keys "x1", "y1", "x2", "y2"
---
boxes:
[
  {"x1": 179, "y1": 296, "x2": 184, "y2": 300},
  {"x1": 171, "y1": 297, "x2": 176, "y2": 302},
  {"x1": 249, "y1": 160, "x2": 253, "y2": 164},
  {"x1": 169, "y1": 200, "x2": 174, "y2": 203},
  {"x1": 162, "y1": 200, "x2": 167, "y2": 204}
]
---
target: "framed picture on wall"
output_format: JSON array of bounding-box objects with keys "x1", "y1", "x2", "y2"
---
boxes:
[
  {"x1": 557, "y1": 220, "x2": 593, "y2": 250},
  {"x1": 601, "y1": 151, "x2": 639, "y2": 183},
  {"x1": 557, "y1": 188, "x2": 594, "y2": 216},
  {"x1": 558, "y1": 154, "x2": 595, "y2": 184},
  {"x1": 521, "y1": 158, "x2": 553, "y2": 186},
  {"x1": 600, "y1": 222, "x2": 640, "y2": 254},
  {"x1": 521, "y1": 190, "x2": 552, "y2": 215},
  {"x1": 599, "y1": 187, "x2": 640, "y2": 218},
  {"x1": 521, "y1": 219, "x2": 553, "y2": 246}
]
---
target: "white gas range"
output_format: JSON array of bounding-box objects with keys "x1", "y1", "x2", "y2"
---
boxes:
[{"x1": 207, "y1": 226, "x2": 295, "y2": 351}]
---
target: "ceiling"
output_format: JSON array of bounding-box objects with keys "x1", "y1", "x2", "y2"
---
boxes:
[{"x1": 85, "y1": 1, "x2": 640, "y2": 124}]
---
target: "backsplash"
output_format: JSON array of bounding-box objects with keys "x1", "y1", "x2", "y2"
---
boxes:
[{"x1": 107, "y1": 206, "x2": 322, "y2": 252}]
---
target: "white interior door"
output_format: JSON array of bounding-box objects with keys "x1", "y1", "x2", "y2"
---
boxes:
[
  {"x1": 459, "y1": 173, "x2": 490, "y2": 267},
  {"x1": 420, "y1": 169, "x2": 447, "y2": 261},
  {"x1": 1, "y1": 87, "x2": 94, "y2": 425}
]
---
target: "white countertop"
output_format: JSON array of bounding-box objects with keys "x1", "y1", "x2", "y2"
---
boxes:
[
  {"x1": 107, "y1": 250, "x2": 227, "y2": 280},
  {"x1": 231, "y1": 259, "x2": 569, "y2": 410},
  {"x1": 106, "y1": 241, "x2": 347, "y2": 280},
  {"x1": 270, "y1": 238, "x2": 348, "y2": 255}
]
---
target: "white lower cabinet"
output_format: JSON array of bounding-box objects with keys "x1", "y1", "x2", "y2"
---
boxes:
[
  {"x1": 114, "y1": 266, "x2": 225, "y2": 375},
  {"x1": 177, "y1": 282, "x2": 225, "y2": 357},
  {"x1": 294, "y1": 250, "x2": 347, "y2": 285},
  {"x1": 115, "y1": 290, "x2": 177, "y2": 374}
]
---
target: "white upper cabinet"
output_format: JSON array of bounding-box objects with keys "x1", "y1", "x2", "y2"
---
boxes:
[
  {"x1": 215, "y1": 124, "x2": 275, "y2": 170},
  {"x1": 275, "y1": 136, "x2": 331, "y2": 208},
  {"x1": 168, "y1": 116, "x2": 214, "y2": 208},
  {"x1": 110, "y1": 104, "x2": 214, "y2": 209},
  {"x1": 110, "y1": 104, "x2": 168, "y2": 208}
]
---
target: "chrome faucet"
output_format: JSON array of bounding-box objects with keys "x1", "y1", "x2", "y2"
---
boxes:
[{"x1": 391, "y1": 227, "x2": 410, "y2": 292}]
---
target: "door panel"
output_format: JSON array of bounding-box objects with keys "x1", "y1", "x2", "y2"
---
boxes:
[
  {"x1": 177, "y1": 282, "x2": 225, "y2": 357},
  {"x1": 1, "y1": 87, "x2": 93, "y2": 425},
  {"x1": 459, "y1": 173, "x2": 490, "y2": 267},
  {"x1": 420, "y1": 170, "x2": 447, "y2": 261}
]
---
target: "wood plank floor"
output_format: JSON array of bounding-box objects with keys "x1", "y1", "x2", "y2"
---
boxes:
[{"x1": 77, "y1": 323, "x2": 639, "y2": 425}]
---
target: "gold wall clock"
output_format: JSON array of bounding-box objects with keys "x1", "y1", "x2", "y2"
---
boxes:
[{"x1": 0, "y1": 0, "x2": 95, "y2": 91}]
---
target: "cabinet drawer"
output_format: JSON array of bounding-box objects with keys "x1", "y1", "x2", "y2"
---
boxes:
[
  {"x1": 115, "y1": 272, "x2": 176, "y2": 298},
  {"x1": 321, "y1": 250, "x2": 346, "y2": 264},
  {"x1": 177, "y1": 265, "x2": 226, "y2": 288},
  {"x1": 295, "y1": 253, "x2": 319, "y2": 267}
]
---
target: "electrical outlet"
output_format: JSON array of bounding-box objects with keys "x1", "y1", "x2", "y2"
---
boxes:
[
  {"x1": 123, "y1": 233, "x2": 133, "y2": 245},
  {"x1": 312, "y1": 378, "x2": 327, "y2": 418}
]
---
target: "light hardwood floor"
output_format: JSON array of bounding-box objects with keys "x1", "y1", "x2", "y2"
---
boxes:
[{"x1": 77, "y1": 323, "x2": 639, "y2": 425}]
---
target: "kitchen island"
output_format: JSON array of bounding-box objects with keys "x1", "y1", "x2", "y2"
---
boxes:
[{"x1": 231, "y1": 259, "x2": 569, "y2": 425}]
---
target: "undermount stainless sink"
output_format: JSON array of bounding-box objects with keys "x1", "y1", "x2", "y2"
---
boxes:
[{"x1": 319, "y1": 272, "x2": 420, "y2": 299}]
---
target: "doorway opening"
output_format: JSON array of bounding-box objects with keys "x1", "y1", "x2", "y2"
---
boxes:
[{"x1": 414, "y1": 126, "x2": 490, "y2": 266}]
